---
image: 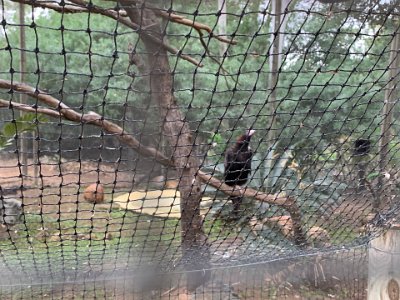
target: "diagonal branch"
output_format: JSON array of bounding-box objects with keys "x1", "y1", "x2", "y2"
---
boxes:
[
  {"x1": 10, "y1": 0, "x2": 88, "y2": 13},
  {"x1": 10, "y1": 0, "x2": 202, "y2": 67},
  {"x1": 197, "y1": 170, "x2": 288, "y2": 206},
  {"x1": 197, "y1": 170, "x2": 306, "y2": 246},
  {"x1": 0, "y1": 79, "x2": 307, "y2": 246},
  {"x1": 0, "y1": 86, "x2": 290, "y2": 207},
  {"x1": 0, "y1": 99, "x2": 63, "y2": 118},
  {"x1": 0, "y1": 79, "x2": 174, "y2": 168},
  {"x1": 152, "y1": 10, "x2": 236, "y2": 45},
  {"x1": 12, "y1": 0, "x2": 237, "y2": 69}
]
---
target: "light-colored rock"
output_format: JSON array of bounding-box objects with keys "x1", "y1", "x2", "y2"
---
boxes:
[
  {"x1": 0, "y1": 197, "x2": 22, "y2": 225},
  {"x1": 113, "y1": 189, "x2": 212, "y2": 218}
]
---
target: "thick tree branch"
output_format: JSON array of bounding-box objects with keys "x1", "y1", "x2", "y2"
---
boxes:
[
  {"x1": 0, "y1": 99, "x2": 63, "y2": 118},
  {"x1": 12, "y1": 0, "x2": 238, "y2": 69},
  {"x1": 197, "y1": 170, "x2": 288, "y2": 206},
  {"x1": 11, "y1": 0, "x2": 202, "y2": 67},
  {"x1": 21, "y1": 0, "x2": 236, "y2": 45},
  {"x1": 10, "y1": 0, "x2": 88, "y2": 13},
  {"x1": 0, "y1": 79, "x2": 174, "y2": 168},
  {"x1": 197, "y1": 170, "x2": 306, "y2": 246},
  {"x1": 12, "y1": 0, "x2": 239, "y2": 67}
]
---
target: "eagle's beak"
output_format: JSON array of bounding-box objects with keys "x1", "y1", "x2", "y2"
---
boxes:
[{"x1": 247, "y1": 129, "x2": 256, "y2": 137}]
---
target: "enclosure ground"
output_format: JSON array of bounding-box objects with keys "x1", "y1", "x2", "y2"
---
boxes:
[
  {"x1": 0, "y1": 156, "x2": 373, "y2": 299},
  {"x1": 0, "y1": 248, "x2": 368, "y2": 300}
]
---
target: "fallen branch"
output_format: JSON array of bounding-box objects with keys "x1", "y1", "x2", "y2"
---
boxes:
[{"x1": 0, "y1": 78, "x2": 307, "y2": 246}]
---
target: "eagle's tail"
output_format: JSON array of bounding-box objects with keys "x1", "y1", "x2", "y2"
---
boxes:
[{"x1": 229, "y1": 196, "x2": 242, "y2": 217}]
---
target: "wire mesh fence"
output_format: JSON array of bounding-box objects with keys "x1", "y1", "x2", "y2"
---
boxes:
[{"x1": 0, "y1": 0, "x2": 399, "y2": 298}]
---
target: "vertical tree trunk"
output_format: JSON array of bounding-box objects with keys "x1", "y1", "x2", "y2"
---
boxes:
[
  {"x1": 19, "y1": 3, "x2": 28, "y2": 177},
  {"x1": 120, "y1": 1, "x2": 209, "y2": 290},
  {"x1": 33, "y1": 129, "x2": 39, "y2": 186},
  {"x1": 368, "y1": 225, "x2": 400, "y2": 300},
  {"x1": 377, "y1": 28, "x2": 400, "y2": 209},
  {"x1": 217, "y1": 0, "x2": 227, "y2": 57},
  {"x1": 267, "y1": 0, "x2": 291, "y2": 144}
]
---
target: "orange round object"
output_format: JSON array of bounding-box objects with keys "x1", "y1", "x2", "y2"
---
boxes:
[
  {"x1": 83, "y1": 183, "x2": 104, "y2": 203},
  {"x1": 165, "y1": 180, "x2": 179, "y2": 189}
]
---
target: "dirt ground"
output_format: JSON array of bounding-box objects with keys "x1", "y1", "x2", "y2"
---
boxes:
[
  {"x1": 0, "y1": 155, "x2": 136, "y2": 191},
  {"x1": 0, "y1": 155, "x2": 373, "y2": 299},
  {"x1": 0, "y1": 155, "x2": 139, "y2": 235},
  {"x1": 0, "y1": 154, "x2": 375, "y2": 231}
]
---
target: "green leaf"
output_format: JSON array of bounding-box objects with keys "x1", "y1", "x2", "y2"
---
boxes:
[
  {"x1": 0, "y1": 113, "x2": 48, "y2": 150},
  {"x1": 367, "y1": 172, "x2": 380, "y2": 181}
]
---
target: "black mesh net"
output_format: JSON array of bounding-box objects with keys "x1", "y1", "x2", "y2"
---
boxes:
[{"x1": 0, "y1": 0, "x2": 399, "y2": 298}]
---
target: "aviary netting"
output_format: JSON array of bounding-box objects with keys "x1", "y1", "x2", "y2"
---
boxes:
[{"x1": 0, "y1": 0, "x2": 399, "y2": 298}]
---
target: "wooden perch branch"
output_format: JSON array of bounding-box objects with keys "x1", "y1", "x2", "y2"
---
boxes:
[
  {"x1": 0, "y1": 78, "x2": 306, "y2": 246},
  {"x1": 0, "y1": 79, "x2": 174, "y2": 168},
  {"x1": 197, "y1": 170, "x2": 306, "y2": 246},
  {"x1": 0, "y1": 99, "x2": 63, "y2": 118},
  {"x1": 197, "y1": 170, "x2": 288, "y2": 206},
  {"x1": 10, "y1": 0, "x2": 89, "y2": 14},
  {"x1": 10, "y1": 0, "x2": 202, "y2": 67}
]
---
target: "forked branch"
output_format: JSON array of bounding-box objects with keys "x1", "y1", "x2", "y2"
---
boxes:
[
  {"x1": 10, "y1": 0, "x2": 202, "y2": 67},
  {"x1": 11, "y1": 0, "x2": 237, "y2": 67}
]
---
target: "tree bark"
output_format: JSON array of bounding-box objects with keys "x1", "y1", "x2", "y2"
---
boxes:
[
  {"x1": 217, "y1": 0, "x2": 227, "y2": 57},
  {"x1": 19, "y1": 3, "x2": 28, "y2": 177},
  {"x1": 118, "y1": 1, "x2": 209, "y2": 290},
  {"x1": 368, "y1": 225, "x2": 400, "y2": 300},
  {"x1": 377, "y1": 28, "x2": 400, "y2": 209}
]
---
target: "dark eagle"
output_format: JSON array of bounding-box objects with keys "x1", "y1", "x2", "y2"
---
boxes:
[{"x1": 224, "y1": 129, "x2": 255, "y2": 215}]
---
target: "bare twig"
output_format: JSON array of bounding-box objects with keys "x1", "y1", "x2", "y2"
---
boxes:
[
  {"x1": 152, "y1": 4, "x2": 237, "y2": 86},
  {"x1": 154, "y1": 10, "x2": 236, "y2": 45},
  {"x1": 197, "y1": 31, "x2": 236, "y2": 89}
]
